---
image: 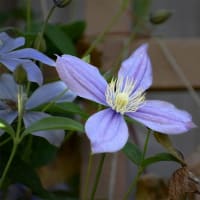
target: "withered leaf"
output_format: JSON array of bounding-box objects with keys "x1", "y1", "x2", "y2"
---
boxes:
[{"x1": 168, "y1": 167, "x2": 199, "y2": 200}]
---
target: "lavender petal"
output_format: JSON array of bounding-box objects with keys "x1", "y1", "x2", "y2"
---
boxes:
[
  {"x1": 85, "y1": 108, "x2": 128, "y2": 153},
  {"x1": 0, "y1": 57, "x2": 23, "y2": 71},
  {"x1": 7, "y1": 48, "x2": 56, "y2": 67},
  {"x1": 127, "y1": 100, "x2": 196, "y2": 134},
  {"x1": 0, "y1": 74, "x2": 17, "y2": 100},
  {"x1": 26, "y1": 81, "x2": 76, "y2": 109},
  {"x1": 0, "y1": 32, "x2": 25, "y2": 53},
  {"x1": 0, "y1": 110, "x2": 18, "y2": 136},
  {"x1": 56, "y1": 55, "x2": 108, "y2": 105},
  {"x1": 118, "y1": 44, "x2": 152, "y2": 92},
  {"x1": 22, "y1": 61, "x2": 43, "y2": 85}
]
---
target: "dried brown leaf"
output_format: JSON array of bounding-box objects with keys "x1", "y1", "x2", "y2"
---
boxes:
[{"x1": 168, "y1": 167, "x2": 199, "y2": 200}]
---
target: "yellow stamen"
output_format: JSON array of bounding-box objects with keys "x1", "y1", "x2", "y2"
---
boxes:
[
  {"x1": 105, "y1": 77, "x2": 145, "y2": 114},
  {"x1": 115, "y1": 92, "x2": 129, "y2": 113}
]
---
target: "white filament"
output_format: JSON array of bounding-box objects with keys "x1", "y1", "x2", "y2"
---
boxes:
[{"x1": 105, "y1": 77, "x2": 145, "y2": 114}]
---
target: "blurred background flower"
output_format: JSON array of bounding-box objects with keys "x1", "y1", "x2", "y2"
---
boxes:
[
  {"x1": 0, "y1": 32, "x2": 56, "y2": 85},
  {"x1": 0, "y1": 73, "x2": 76, "y2": 146}
]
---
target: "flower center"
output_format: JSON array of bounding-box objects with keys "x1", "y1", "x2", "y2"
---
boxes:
[
  {"x1": 115, "y1": 92, "x2": 129, "y2": 112},
  {"x1": 105, "y1": 77, "x2": 145, "y2": 114},
  {"x1": 3, "y1": 99, "x2": 17, "y2": 110}
]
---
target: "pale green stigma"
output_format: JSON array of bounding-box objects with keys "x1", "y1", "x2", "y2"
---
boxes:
[
  {"x1": 0, "y1": 40, "x2": 3, "y2": 46},
  {"x1": 105, "y1": 77, "x2": 145, "y2": 114}
]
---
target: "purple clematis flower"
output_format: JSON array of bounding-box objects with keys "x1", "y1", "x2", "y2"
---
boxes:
[
  {"x1": 0, "y1": 73, "x2": 76, "y2": 146},
  {"x1": 0, "y1": 32, "x2": 56, "y2": 85},
  {"x1": 55, "y1": 44, "x2": 196, "y2": 153}
]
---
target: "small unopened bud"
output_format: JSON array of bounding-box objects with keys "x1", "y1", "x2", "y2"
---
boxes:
[
  {"x1": 150, "y1": 10, "x2": 172, "y2": 25},
  {"x1": 14, "y1": 65, "x2": 27, "y2": 85},
  {"x1": 53, "y1": 0, "x2": 72, "y2": 8},
  {"x1": 33, "y1": 33, "x2": 47, "y2": 52}
]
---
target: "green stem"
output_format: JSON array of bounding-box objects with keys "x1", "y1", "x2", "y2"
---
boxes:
[
  {"x1": 35, "y1": 5, "x2": 56, "y2": 50},
  {"x1": 22, "y1": 135, "x2": 33, "y2": 162},
  {"x1": 90, "y1": 153, "x2": 106, "y2": 200},
  {"x1": 16, "y1": 85, "x2": 24, "y2": 141},
  {"x1": 142, "y1": 129, "x2": 151, "y2": 158},
  {"x1": 41, "y1": 5, "x2": 56, "y2": 36},
  {"x1": 0, "y1": 137, "x2": 12, "y2": 147},
  {"x1": 83, "y1": 0, "x2": 130, "y2": 57},
  {"x1": 122, "y1": 129, "x2": 151, "y2": 200},
  {"x1": 0, "y1": 85, "x2": 25, "y2": 187},
  {"x1": 41, "y1": 5, "x2": 56, "y2": 41},
  {"x1": 26, "y1": 0, "x2": 31, "y2": 33},
  {"x1": 0, "y1": 141, "x2": 18, "y2": 188},
  {"x1": 83, "y1": 153, "x2": 93, "y2": 200},
  {"x1": 26, "y1": 4, "x2": 56, "y2": 96}
]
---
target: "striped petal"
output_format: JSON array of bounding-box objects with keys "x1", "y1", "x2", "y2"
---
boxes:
[
  {"x1": 26, "y1": 81, "x2": 76, "y2": 109},
  {"x1": 0, "y1": 59, "x2": 43, "y2": 85},
  {"x1": 0, "y1": 32, "x2": 25, "y2": 53},
  {"x1": 6, "y1": 48, "x2": 56, "y2": 67},
  {"x1": 0, "y1": 74, "x2": 17, "y2": 100},
  {"x1": 85, "y1": 108, "x2": 128, "y2": 153},
  {"x1": 0, "y1": 57, "x2": 22, "y2": 71},
  {"x1": 118, "y1": 44, "x2": 152, "y2": 92},
  {"x1": 56, "y1": 55, "x2": 108, "y2": 105},
  {"x1": 127, "y1": 100, "x2": 196, "y2": 134},
  {"x1": 22, "y1": 61, "x2": 43, "y2": 85}
]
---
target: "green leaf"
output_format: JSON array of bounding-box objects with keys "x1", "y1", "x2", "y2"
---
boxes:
[
  {"x1": 0, "y1": 118, "x2": 15, "y2": 137},
  {"x1": 60, "y1": 21, "x2": 86, "y2": 41},
  {"x1": 154, "y1": 132, "x2": 174, "y2": 150},
  {"x1": 45, "y1": 24, "x2": 76, "y2": 55},
  {"x1": 22, "y1": 136, "x2": 58, "y2": 168},
  {"x1": 122, "y1": 141, "x2": 143, "y2": 165},
  {"x1": 45, "y1": 102, "x2": 89, "y2": 119},
  {"x1": 23, "y1": 116, "x2": 84, "y2": 135},
  {"x1": 154, "y1": 132, "x2": 185, "y2": 164},
  {"x1": 141, "y1": 152, "x2": 181, "y2": 168}
]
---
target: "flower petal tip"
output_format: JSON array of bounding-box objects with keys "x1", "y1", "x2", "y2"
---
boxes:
[
  {"x1": 56, "y1": 54, "x2": 108, "y2": 105},
  {"x1": 141, "y1": 43, "x2": 149, "y2": 49},
  {"x1": 187, "y1": 121, "x2": 197, "y2": 130},
  {"x1": 91, "y1": 141, "x2": 125, "y2": 154},
  {"x1": 136, "y1": 43, "x2": 149, "y2": 53},
  {"x1": 85, "y1": 109, "x2": 128, "y2": 154},
  {"x1": 127, "y1": 100, "x2": 197, "y2": 135}
]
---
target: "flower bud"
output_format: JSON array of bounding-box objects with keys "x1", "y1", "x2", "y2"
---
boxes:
[
  {"x1": 53, "y1": 0, "x2": 72, "y2": 8},
  {"x1": 150, "y1": 10, "x2": 172, "y2": 25},
  {"x1": 13, "y1": 65, "x2": 27, "y2": 85},
  {"x1": 33, "y1": 33, "x2": 47, "y2": 52}
]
